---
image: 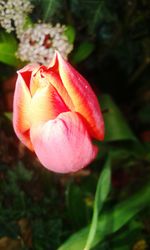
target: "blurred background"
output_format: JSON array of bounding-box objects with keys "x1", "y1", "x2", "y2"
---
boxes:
[{"x1": 0, "y1": 0, "x2": 150, "y2": 249}]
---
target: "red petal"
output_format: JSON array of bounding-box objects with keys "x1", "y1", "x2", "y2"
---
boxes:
[
  {"x1": 40, "y1": 69, "x2": 74, "y2": 111},
  {"x1": 51, "y1": 52, "x2": 104, "y2": 140},
  {"x1": 19, "y1": 63, "x2": 40, "y2": 91}
]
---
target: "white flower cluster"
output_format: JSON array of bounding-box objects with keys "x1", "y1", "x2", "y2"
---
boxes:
[
  {"x1": 0, "y1": 0, "x2": 33, "y2": 38},
  {"x1": 17, "y1": 23, "x2": 73, "y2": 65},
  {"x1": 0, "y1": 0, "x2": 73, "y2": 65}
]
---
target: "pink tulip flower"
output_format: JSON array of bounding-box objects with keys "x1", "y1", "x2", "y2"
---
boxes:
[{"x1": 13, "y1": 52, "x2": 104, "y2": 173}]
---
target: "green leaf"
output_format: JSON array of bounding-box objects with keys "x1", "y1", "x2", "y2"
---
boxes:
[
  {"x1": 0, "y1": 32, "x2": 20, "y2": 67},
  {"x1": 112, "y1": 246, "x2": 130, "y2": 250},
  {"x1": 23, "y1": 16, "x2": 34, "y2": 29},
  {"x1": 84, "y1": 157, "x2": 111, "y2": 250},
  {"x1": 71, "y1": 42, "x2": 94, "y2": 64},
  {"x1": 58, "y1": 182, "x2": 150, "y2": 250},
  {"x1": 99, "y1": 94, "x2": 137, "y2": 141},
  {"x1": 71, "y1": 0, "x2": 116, "y2": 33},
  {"x1": 106, "y1": 220, "x2": 143, "y2": 250},
  {"x1": 88, "y1": 1, "x2": 115, "y2": 33},
  {"x1": 66, "y1": 183, "x2": 87, "y2": 228},
  {"x1": 64, "y1": 25, "x2": 76, "y2": 44},
  {"x1": 42, "y1": 0, "x2": 62, "y2": 21},
  {"x1": 138, "y1": 103, "x2": 150, "y2": 124},
  {"x1": 7, "y1": 162, "x2": 33, "y2": 182},
  {"x1": 4, "y1": 112, "x2": 12, "y2": 121}
]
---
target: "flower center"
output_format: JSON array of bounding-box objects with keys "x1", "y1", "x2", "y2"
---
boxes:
[{"x1": 43, "y1": 34, "x2": 52, "y2": 49}]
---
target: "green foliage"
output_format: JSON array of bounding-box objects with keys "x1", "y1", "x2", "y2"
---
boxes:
[
  {"x1": 0, "y1": 162, "x2": 64, "y2": 249},
  {"x1": 0, "y1": 32, "x2": 21, "y2": 67},
  {"x1": 138, "y1": 103, "x2": 150, "y2": 124},
  {"x1": 100, "y1": 95, "x2": 137, "y2": 141},
  {"x1": 0, "y1": 0, "x2": 150, "y2": 249},
  {"x1": 66, "y1": 183, "x2": 88, "y2": 228},
  {"x1": 7, "y1": 162, "x2": 33, "y2": 182},
  {"x1": 70, "y1": 0, "x2": 116, "y2": 33},
  {"x1": 3, "y1": 112, "x2": 12, "y2": 121},
  {"x1": 71, "y1": 42, "x2": 95, "y2": 64},
  {"x1": 64, "y1": 25, "x2": 76, "y2": 44},
  {"x1": 66, "y1": 175, "x2": 100, "y2": 230},
  {"x1": 31, "y1": 0, "x2": 62, "y2": 22},
  {"x1": 43, "y1": 0, "x2": 62, "y2": 21},
  {"x1": 58, "y1": 182, "x2": 150, "y2": 250},
  {"x1": 94, "y1": 218, "x2": 145, "y2": 249},
  {"x1": 32, "y1": 218, "x2": 63, "y2": 250},
  {"x1": 0, "y1": 163, "x2": 33, "y2": 218},
  {"x1": 84, "y1": 157, "x2": 111, "y2": 250}
]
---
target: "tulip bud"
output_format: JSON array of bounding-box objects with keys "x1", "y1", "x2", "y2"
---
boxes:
[{"x1": 13, "y1": 52, "x2": 104, "y2": 173}]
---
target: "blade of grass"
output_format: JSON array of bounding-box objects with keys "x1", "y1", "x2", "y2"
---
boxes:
[{"x1": 84, "y1": 157, "x2": 111, "y2": 250}]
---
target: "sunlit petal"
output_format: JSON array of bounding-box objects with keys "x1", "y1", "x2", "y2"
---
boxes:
[
  {"x1": 13, "y1": 73, "x2": 33, "y2": 150},
  {"x1": 30, "y1": 84, "x2": 69, "y2": 126}
]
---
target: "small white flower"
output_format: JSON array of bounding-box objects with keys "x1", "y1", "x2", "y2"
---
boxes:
[
  {"x1": 17, "y1": 23, "x2": 73, "y2": 65},
  {"x1": 0, "y1": 0, "x2": 33, "y2": 38}
]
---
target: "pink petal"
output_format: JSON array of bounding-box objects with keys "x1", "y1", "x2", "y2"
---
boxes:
[
  {"x1": 49, "y1": 52, "x2": 104, "y2": 140},
  {"x1": 30, "y1": 112, "x2": 98, "y2": 173}
]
